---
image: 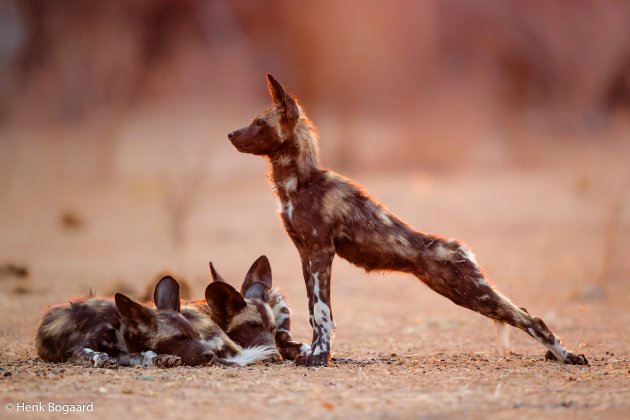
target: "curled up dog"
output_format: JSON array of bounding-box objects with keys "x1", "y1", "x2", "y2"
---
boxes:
[
  {"x1": 36, "y1": 276, "x2": 213, "y2": 368},
  {"x1": 36, "y1": 256, "x2": 307, "y2": 368}
]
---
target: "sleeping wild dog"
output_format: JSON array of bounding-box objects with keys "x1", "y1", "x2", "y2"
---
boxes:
[
  {"x1": 201, "y1": 255, "x2": 310, "y2": 361},
  {"x1": 37, "y1": 272, "x2": 279, "y2": 368},
  {"x1": 36, "y1": 277, "x2": 212, "y2": 368},
  {"x1": 227, "y1": 74, "x2": 589, "y2": 367},
  {"x1": 180, "y1": 255, "x2": 283, "y2": 365}
]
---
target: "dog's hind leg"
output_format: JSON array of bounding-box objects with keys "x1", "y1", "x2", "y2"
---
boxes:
[{"x1": 419, "y1": 237, "x2": 588, "y2": 365}]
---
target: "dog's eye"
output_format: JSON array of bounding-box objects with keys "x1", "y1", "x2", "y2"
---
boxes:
[{"x1": 256, "y1": 119, "x2": 265, "y2": 126}]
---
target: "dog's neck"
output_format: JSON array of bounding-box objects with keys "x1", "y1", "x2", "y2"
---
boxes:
[{"x1": 268, "y1": 118, "x2": 321, "y2": 200}]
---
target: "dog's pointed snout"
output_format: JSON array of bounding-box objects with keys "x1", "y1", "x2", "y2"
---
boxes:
[{"x1": 228, "y1": 131, "x2": 235, "y2": 140}]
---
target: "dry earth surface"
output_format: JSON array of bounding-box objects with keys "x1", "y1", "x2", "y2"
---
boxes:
[{"x1": 0, "y1": 130, "x2": 629, "y2": 418}]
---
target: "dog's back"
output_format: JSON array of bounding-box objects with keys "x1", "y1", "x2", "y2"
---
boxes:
[{"x1": 36, "y1": 298, "x2": 121, "y2": 363}]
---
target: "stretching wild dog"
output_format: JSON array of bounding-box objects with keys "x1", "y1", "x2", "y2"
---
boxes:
[
  {"x1": 36, "y1": 277, "x2": 213, "y2": 368},
  {"x1": 227, "y1": 74, "x2": 589, "y2": 367},
  {"x1": 204, "y1": 255, "x2": 310, "y2": 361}
]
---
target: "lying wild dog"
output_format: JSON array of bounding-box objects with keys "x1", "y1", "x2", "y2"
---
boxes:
[
  {"x1": 37, "y1": 274, "x2": 278, "y2": 368},
  {"x1": 180, "y1": 256, "x2": 282, "y2": 365},
  {"x1": 203, "y1": 255, "x2": 310, "y2": 361},
  {"x1": 36, "y1": 277, "x2": 213, "y2": 368},
  {"x1": 227, "y1": 74, "x2": 589, "y2": 367}
]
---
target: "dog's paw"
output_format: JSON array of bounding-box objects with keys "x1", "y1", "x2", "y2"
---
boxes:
[
  {"x1": 154, "y1": 354, "x2": 181, "y2": 368},
  {"x1": 279, "y1": 342, "x2": 310, "y2": 361},
  {"x1": 295, "y1": 352, "x2": 329, "y2": 367},
  {"x1": 565, "y1": 352, "x2": 589, "y2": 365},
  {"x1": 93, "y1": 354, "x2": 117, "y2": 369},
  {"x1": 545, "y1": 350, "x2": 588, "y2": 365}
]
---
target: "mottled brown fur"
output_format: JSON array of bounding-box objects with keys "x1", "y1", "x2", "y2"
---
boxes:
[
  {"x1": 227, "y1": 74, "x2": 588, "y2": 367},
  {"x1": 36, "y1": 277, "x2": 214, "y2": 368}
]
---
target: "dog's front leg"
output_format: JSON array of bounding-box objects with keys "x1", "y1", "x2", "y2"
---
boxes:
[
  {"x1": 71, "y1": 348, "x2": 117, "y2": 368},
  {"x1": 295, "y1": 249, "x2": 335, "y2": 367},
  {"x1": 113, "y1": 351, "x2": 181, "y2": 368}
]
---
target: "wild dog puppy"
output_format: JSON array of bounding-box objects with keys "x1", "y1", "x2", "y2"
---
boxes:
[
  {"x1": 202, "y1": 255, "x2": 310, "y2": 361},
  {"x1": 227, "y1": 74, "x2": 589, "y2": 367},
  {"x1": 36, "y1": 277, "x2": 214, "y2": 368},
  {"x1": 180, "y1": 255, "x2": 282, "y2": 365}
]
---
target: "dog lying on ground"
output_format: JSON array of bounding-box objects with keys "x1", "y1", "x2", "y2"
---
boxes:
[
  {"x1": 205, "y1": 255, "x2": 310, "y2": 361},
  {"x1": 36, "y1": 277, "x2": 213, "y2": 368},
  {"x1": 37, "y1": 256, "x2": 307, "y2": 368},
  {"x1": 227, "y1": 74, "x2": 588, "y2": 367},
  {"x1": 36, "y1": 272, "x2": 279, "y2": 367}
]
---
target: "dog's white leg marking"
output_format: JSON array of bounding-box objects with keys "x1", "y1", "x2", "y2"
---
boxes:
[
  {"x1": 141, "y1": 351, "x2": 157, "y2": 368},
  {"x1": 311, "y1": 272, "x2": 334, "y2": 356},
  {"x1": 79, "y1": 348, "x2": 111, "y2": 368}
]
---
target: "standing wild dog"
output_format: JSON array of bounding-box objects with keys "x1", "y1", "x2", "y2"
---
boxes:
[
  {"x1": 200, "y1": 255, "x2": 310, "y2": 361},
  {"x1": 36, "y1": 277, "x2": 214, "y2": 368},
  {"x1": 227, "y1": 74, "x2": 589, "y2": 367}
]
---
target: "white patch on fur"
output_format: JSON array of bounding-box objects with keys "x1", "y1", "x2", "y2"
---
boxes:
[
  {"x1": 284, "y1": 176, "x2": 297, "y2": 194},
  {"x1": 277, "y1": 154, "x2": 292, "y2": 166},
  {"x1": 377, "y1": 210, "x2": 393, "y2": 226},
  {"x1": 203, "y1": 335, "x2": 225, "y2": 351},
  {"x1": 223, "y1": 345, "x2": 279, "y2": 366},
  {"x1": 299, "y1": 344, "x2": 311, "y2": 356},
  {"x1": 141, "y1": 351, "x2": 157, "y2": 368},
  {"x1": 476, "y1": 278, "x2": 488, "y2": 287},
  {"x1": 311, "y1": 271, "x2": 334, "y2": 356},
  {"x1": 478, "y1": 294, "x2": 491, "y2": 301},
  {"x1": 459, "y1": 245, "x2": 479, "y2": 265},
  {"x1": 275, "y1": 312, "x2": 290, "y2": 326},
  {"x1": 286, "y1": 201, "x2": 294, "y2": 221},
  {"x1": 312, "y1": 228, "x2": 318, "y2": 236},
  {"x1": 435, "y1": 244, "x2": 456, "y2": 261},
  {"x1": 313, "y1": 301, "x2": 332, "y2": 328},
  {"x1": 527, "y1": 328, "x2": 567, "y2": 362}
]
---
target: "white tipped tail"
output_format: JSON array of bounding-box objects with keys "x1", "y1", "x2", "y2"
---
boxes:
[{"x1": 221, "y1": 345, "x2": 279, "y2": 366}]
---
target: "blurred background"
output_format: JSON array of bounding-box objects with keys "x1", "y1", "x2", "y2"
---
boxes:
[{"x1": 0, "y1": 1, "x2": 629, "y2": 348}]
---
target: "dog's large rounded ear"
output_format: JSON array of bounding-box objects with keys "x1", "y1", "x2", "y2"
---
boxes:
[
  {"x1": 115, "y1": 293, "x2": 157, "y2": 334},
  {"x1": 205, "y1": 282, "x2": 247, "y2": 327},
  {"x1": 153, "y1": 276, "x2": 180, "y2": 312},
  {"x1": 241, "y1": 255, "x2": 272, "y2": 295},
  {"x1": 209, "y1": 261, "x2": 226, "y2": 283},
  {"x1": 266, "y1": 74, "x2": 299, "y2": 122}
]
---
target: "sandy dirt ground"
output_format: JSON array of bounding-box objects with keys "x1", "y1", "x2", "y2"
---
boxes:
[{"x1": 1, "y1": 144, "x2": 629, "y2": 418}]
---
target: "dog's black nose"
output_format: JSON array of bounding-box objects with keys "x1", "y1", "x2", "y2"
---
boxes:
[
  {"x1": 228, "y1": 131, "x2": 235, "y2": 140},
  {"x1": 203, "y1": 351, "x2": 214, "y2": 360}
]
